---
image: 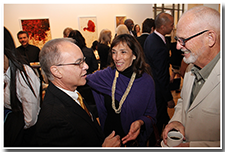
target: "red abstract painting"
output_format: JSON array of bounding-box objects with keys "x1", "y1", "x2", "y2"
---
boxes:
[
  {"x1": 83, "y1": 20, "x2": 95, "y2": 32},
  {"x1": 79, "y1": 17, "x2": 98, "y2": 48}
]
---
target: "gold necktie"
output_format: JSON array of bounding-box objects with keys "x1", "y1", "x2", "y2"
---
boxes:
[{"x1": 77, "y1": 92, "x2": 91, "y2": 118}]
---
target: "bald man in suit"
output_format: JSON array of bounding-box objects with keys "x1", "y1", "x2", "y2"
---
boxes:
[
  {"x1": 33, "y1": 38, "x2": 121, "y2": 147},
  {"x1": 163, "y1": 6, "x2": 220, "y2": 147}
]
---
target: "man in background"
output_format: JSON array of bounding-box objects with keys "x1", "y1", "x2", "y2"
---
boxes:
[
  {"x1": 144, "y1": 12, "x2": 175, "y2": 141},
  {"x1": 124, "y1": 19, "x2": 136, "y2": 37},
  {"x1": 16, "y1": 31, "x2": 40, "y2": 63}
]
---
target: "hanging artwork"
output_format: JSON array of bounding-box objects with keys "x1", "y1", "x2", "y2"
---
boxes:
[
  {"x1": 115, "y1": 16, "x2": 126, "y2": 27},
  {"x1": 79, "y1": 16, "x2": 98, "y2": 48},
  {"x1": 21, "y1": 18, "x2": 51, "y2": 49}
]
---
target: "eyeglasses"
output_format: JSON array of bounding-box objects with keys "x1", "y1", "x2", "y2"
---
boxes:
[
  {"x1": 56, "y1": 57, "x2": 86, "y2": 68},
  {"x1": 174, "y1": 30, "x2": 209, "y2": 46}
]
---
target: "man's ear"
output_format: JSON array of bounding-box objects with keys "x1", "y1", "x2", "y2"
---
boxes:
[
  {"x1": 207, "y1": 30, "x2": 216, "y2": 47},
  {"x1": 50, "y1": 66, "x2": 62, "y2": 79}
]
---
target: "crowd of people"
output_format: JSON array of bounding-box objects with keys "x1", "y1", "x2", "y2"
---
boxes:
[{"x1": 4, "y1": 6, "x2": 220, "y2": 148}]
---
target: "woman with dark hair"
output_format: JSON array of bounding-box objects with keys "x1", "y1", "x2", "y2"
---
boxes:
[
  {"x1": 87, "y1": 34, "x2": 157, "y2": 146},
  {"x1": 4, "y1": 27, "x2": 41, "y2": 146},
  {"x1": 68, "y1": 30, "x2": 98, "y2": 74}
]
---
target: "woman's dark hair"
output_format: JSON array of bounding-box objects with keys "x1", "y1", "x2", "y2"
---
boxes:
[
  {"x1": 109, "y1": 34, "x2": 151, "y2": 77},
  {"x1": 68, "y1": 30, "x2": 86, "y2": 49},
  {"x1": 142, "y1": 18, "x2": 155, "y2": 33},
  {"x1": 4, "y1": 27, "x2": 36, "y2": 112}
]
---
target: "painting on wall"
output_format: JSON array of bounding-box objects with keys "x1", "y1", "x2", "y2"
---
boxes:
[
  {"x1": 115, "y1": 16, "x2": 126, "y2": 27},
  {"x1": 79, "y1": 16, "x2": 98, "y2": 48},
  {"x1": 21, "y1": 18, "x2": 51, "y2": 49}
]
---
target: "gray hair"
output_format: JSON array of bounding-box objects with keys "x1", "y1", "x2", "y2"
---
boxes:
[
  {"x1": 39, "y1": 38, "x2": 75, "y2": 81},
  {"x1": 115, "y1": 24, "x2": 130, "y2": 36},
  {"x1": 98, "y1": 29, "x2": 112, "y2": 45}
]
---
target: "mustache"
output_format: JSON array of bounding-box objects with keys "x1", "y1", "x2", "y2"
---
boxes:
[{"x1": 181, "y1": 49, "x2": 191, "y2": 53}]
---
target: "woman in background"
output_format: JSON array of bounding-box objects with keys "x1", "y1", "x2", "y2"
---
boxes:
[
  {"x1": 134, "y1": 24, "x2": 141, "y2": 37},
  {"x1": 4, "y1": 27, "x2": 41, "y2": 146},
  {"x1": 98, "y1": 29, "x2": 112, "y2": 69}
]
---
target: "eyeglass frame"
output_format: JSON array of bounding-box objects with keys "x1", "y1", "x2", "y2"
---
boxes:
[
  {"x1": 174, "y1": 30, "x2": 209, "y2": 46},
  {"x1": 56, "y1": 57, "x2": 86, "y2": 68}
]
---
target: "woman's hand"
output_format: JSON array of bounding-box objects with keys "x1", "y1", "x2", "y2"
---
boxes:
[{"x1": 121, "y1": 120, "x2": 144, "y2": 145}]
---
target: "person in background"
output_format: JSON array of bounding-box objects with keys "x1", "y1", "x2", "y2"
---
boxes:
[
  {"x1": 136, "y1": 18, "x2": 155, "y2": 50},
  {"x1": 91, "y1": 40, "x2": 100, "y2": 68},
  {"x1": 68, "y1": 30, "x2": 98, "y2": 74},
  {"x1": 33, "y1": 38, "x2": 121, "y2": 147},
  {"x1": 115, "y1": 24, "x2": 130, "y2": 37},
  {"x1": 87, "y1": 34, "x2": 157, "y2": 146},
  {"x1": 16, "y1": 31, "x2": 40, "y2": 64},
  {"x1": 144, "y1": 12, "x2": 175, "y2": 141},
  {"x1": 163, "y1": 6, "x2": 220, "y2": 147},
  {"x1": 134, "y1": 24, "x2": 141, "y2": 37},
  {"x1": 4, "y1": 27, "x2": 41, "y2": 146},
  {"x1": 124, "y1": 19, "x2": 136, "y2": 37},
  {"x1": 63, "y1": 27, "x2": 73, "y2": 38},
  {"x1": 98, "y1": 29, "x2": 112, "y2": 69}
]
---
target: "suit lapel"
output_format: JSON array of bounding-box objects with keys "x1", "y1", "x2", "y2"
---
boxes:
[
  {"x1": 153, "y1": 33, "x2": 166, "y2": 47},
  {"x1": 188, "y1": 60, "x2": 220, "y2": 112},
  {"x1": 182, "y1": 66, "x2": 195, "y2": 113},
  {"x1": 48, "y1": 82, "x2": 96, "y2": 127}
]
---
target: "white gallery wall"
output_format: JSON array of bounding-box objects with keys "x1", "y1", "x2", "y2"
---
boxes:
[{"x1": 4, "y1": 4, "x2": 154, "y2": 47}]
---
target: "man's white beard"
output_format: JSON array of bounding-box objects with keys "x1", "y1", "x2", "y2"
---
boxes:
[{"x1": 182, "y1": 49, "x2": 198, "y2": 64}]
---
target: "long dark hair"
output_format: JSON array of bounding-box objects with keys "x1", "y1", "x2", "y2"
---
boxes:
[
  {"x1": 109, "y1": 34, "x2": 151, "y2": 77},
  {"x1": 4, "y1": 27, "x2": 36, "y2": 112},
  {"x1": 68, "y1": 30, "x2": 86, "y2": 49}
]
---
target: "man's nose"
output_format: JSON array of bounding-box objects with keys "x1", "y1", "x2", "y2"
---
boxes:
[
  {"x1": 176, "y1": 41, "x2": 183, "y2": 50},
  {"x1": 83, "y1": 62, "x2": 89, "y2": 70}
]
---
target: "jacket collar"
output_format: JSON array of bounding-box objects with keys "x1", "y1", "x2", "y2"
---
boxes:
[{"x1": 188, "y1": 59, "x2": 220, "y2": 111}]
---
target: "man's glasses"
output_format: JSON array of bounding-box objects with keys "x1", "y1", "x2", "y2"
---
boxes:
[
  {"x1": 174, "y1": 30, "x2": 209, "y2": 46},
  {"x1": 56, "y1": 57, "x2": 86, "y2": 68}
]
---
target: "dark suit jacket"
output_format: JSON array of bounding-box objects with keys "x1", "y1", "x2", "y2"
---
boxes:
[
  {"x1": 33, "y1": 82, "x2": 104, "y2": 147},
  {"x1": 97, "y1": 43, "x2": 110, "y2": 69},
  {"x1": 136, "y1": 33, "x2": 149, "y2": 50},
  {"x1": 143, "y1": 32, "x2": 173, "y2": 131},
  {"x1": 17, "y1": 44, "x2": 40, "y2": 63}
]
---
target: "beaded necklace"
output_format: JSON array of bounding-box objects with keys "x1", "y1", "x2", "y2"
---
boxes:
[{"x1": 111, "y1": 70, "x2": 136, "y2": 114}]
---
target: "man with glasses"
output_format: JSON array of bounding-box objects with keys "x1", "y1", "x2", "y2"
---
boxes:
[
  {"x1": 33, "y1": 38, "x2": 120, "y2": 147},
  {"x1": 162, "y1": 6, "x2": 220, "y2": 147}
]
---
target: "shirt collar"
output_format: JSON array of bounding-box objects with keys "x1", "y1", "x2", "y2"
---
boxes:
[
  {"x1": 191, "y1": 52, "x2": 220, "y2": 81},
  {"x1": 154, "y1": 30, "x2": 166, "y2": 44},
  {"x1": 191, "y1": 66, "x2": 203, "y2": 82},
  {"x1": 56, "y1": 86, "x2": 79, "y2": 101}
]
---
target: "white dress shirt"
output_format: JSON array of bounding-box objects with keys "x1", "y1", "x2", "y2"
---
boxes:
[
  {"x1": 56, "y1": 87, "x2": 93, "y2": 121},
  {"x1": 56, "y1": 87, "x2": 80, "y2": 106},
  {"x1": 4, "y1": 65, "x2": 41, "y2": 129}
]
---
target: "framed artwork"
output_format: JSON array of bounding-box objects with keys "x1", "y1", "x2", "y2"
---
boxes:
[
  {"x1": 115, "y1": 16, "x2": 126, "y2": 27},
  {"x1": 21, "y1": 18, "x2": 51, "y2": 49},
  {"x1": 79, "y1": 16, "x2": 98, "y2": 48}
]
